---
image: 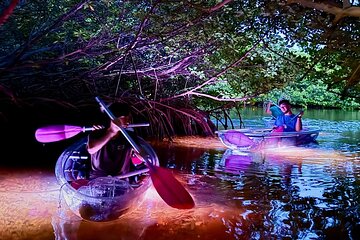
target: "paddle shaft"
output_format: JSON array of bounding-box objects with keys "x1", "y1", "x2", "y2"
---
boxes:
[
  {"x1": 95, "y1": 97, "x2": 195, "y2": 209},
  {"x1": 116, "y1": 168, "x2": 149, "y2": 179},
  {"x1": 83, "y1": 123, "x2": 150, "y2": 132},
  {"x1": 290, "y1": 110, "x2": 304, "y2": 121},
  {"x1": 268, "y1": 100, "x2": 280, "y2": 108},
  {"x1": 272, "y1": 110, "x2": 304, "y2": 122},
  {"x1": 95, "y1": 97, "x2": 152, "y2": 167},
  {"x1": 269, "y1": 101, "x2": 303, "y2": 120}
]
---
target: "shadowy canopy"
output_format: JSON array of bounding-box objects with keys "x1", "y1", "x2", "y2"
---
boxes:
[{"x1": 0, "y1": 0, "x2": 359, "y2": 139}]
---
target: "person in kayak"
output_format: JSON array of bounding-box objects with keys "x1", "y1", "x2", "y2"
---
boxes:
[
  {"x1": 265, "y1": 101, "x2": 283, "y2": 119},
  {"x1": 273, "y1": 99, "x2": 303, "y2": 132},
  {"x1": 87, "y1": 102, "x2": 140, "y2": 178}
]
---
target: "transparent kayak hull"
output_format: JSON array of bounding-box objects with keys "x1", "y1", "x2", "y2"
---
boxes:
[
  {"x1": 216, "y1": 127, "x2": 320, "y2": 151},
  {"x1": 262, "y1": 117, "x2": 275, "y2": 128},
  {"x1": 55, "y1": 137, "x2": 159, "y2": 222}
]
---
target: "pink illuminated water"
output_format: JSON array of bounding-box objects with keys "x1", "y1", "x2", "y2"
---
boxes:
[{"x1": 1, "y1": 109, "x2": 360, "y2": 239}]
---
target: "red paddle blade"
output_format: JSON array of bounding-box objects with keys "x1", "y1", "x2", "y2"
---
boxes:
[
  {"x1": 267, "y1": 126, "x2": 285, "y2": 146},
  {"x1": 149, "y1": 166, "x2": 195, "y2": 209},
  {"x1": 95, "y1": 96, "x2": 194, "y2": 209},
  {"x1": 272, "y1": 126, "x2": 284, "y2": 133},
  {"x1": 35, "y1": 125, "x2": 83, "y2": 143}
]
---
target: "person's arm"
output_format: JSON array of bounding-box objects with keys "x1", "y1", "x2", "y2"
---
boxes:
[
  {"x1": 295, "y1": 113, "x2": 303, "y2": 131},
  {"x1": 266, "y1": 102, "x2": 272, "y2": 115},
  {"x1": 87, "y1": 121, "x2": 119, "y2": 154}
]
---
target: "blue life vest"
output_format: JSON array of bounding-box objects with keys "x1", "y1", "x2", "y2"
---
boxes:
[
  {"x1": 270, "y1": 105, "x2": 283, "y2": 118},
  {"x1": 274, "y1": 114, "x2": 297, "y2": 132}
]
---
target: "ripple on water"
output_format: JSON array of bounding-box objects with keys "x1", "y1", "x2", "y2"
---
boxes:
[
  {"x1": 0, "y1": 168, "x2": 60, "y2": 240},
  {"x1": 1, "y1": 131, "x2": 360, "y2": 239},
  {"x1": 0, "y1": 168, "x2": 59, "y2": 193}
]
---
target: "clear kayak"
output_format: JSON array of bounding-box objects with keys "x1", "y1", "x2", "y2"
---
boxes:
[
  {"x1": 216, "y1": 127, "x2": 320, "y2": 151},
  {"x1": 55, "y1": 137, "x2": 159, "y2": 222},
  {"x1": 262, "y1": 116, "x2": 276, "y2": 128},
  {"x1": 216, "y1": 149, "x2": 264, "y2": 174}
]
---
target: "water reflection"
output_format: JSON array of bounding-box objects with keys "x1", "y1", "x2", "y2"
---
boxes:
[
  {"x1": 52, "y1": 183, "x2": 246, "y2": 240},
  {"x1": 216, "y1": 149, "x2": 265, "y2": 174},
  {"x1": 1, "y1": 141, "x2": 359, "y2": 239},
  {"x1": 1, "y1": 108, "x2": 360, "y2": 239},
  {"x1": 0, "y1": 169, "x2": 59, "y2": 240},
  {"x1": 212, "y1": 147, "x2": 360, "y2": 239}
]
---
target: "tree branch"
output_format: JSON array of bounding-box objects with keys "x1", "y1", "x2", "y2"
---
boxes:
[
  {"x1": 100, "y1": 1, "x2": 160, "y2": 71},
  {"x1": 287, "y1": 0, "x2": 360, "y2": 23},
  {"x1": 2, "y1": 0, "x2": 91, "y2": 69},
  {"x1": 185, "y1": 0, "x2": 234, "y2": 13},
  {"x1": 188, "y1": 91, "x2": 255, "y2": 102},
  {"x1": 124, "y1": 55, "x2": 197, "y2": 77},
  {"x1": 160, "y1": 39, "x2": 262, "y2": 102},
  {"x1": 343, "y1": 63, "x2": 360, "y2": 94},
  {"x1": 0, "y1": 0, "x2": 20, "y2": 26}
]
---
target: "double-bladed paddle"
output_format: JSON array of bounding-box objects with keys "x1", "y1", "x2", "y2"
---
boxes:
[
  {"x1": 291, "y1": 110, "x2": 304, "y2": 121},
  {"x1": 95, "y1": 96, "x2": 195, "y2": 209},
  {"x1": 35, "y1": 123, "x2": 149, "y2": 143}
]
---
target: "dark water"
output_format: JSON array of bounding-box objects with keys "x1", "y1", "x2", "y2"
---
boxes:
[{"x1": 1, "y1": 108, "x2": 359, "y2": 239}]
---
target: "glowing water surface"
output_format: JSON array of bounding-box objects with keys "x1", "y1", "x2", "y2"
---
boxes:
[{"x1": 1, "y1": 109, "x2": 359, "y2": 239}]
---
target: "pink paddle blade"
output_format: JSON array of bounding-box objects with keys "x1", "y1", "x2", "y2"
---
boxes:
[
  {"x1": 35, "y1": 125, "x2": 83, "y2": 143},
  {"x1": 224, "y1": 130, "x2": 254, "y2": 147},
  {"x1": 70, "y1": 179, "x2": 90, "y2": 190},
  {"x1": 225, "y1": 154, "x2": 252, "y2": 169},
  {"x1": 131, "y1": 155, "x2": 143, "y2": 165}
]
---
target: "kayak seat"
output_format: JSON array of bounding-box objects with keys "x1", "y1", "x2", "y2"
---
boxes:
[{"x1": 63, "y1": 142, "x2": 91, "y2": 182}]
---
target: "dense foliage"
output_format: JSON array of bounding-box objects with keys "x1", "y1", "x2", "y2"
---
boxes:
[{"x1": 0, "y1": 0, "x2": 359, "y2": 137}]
